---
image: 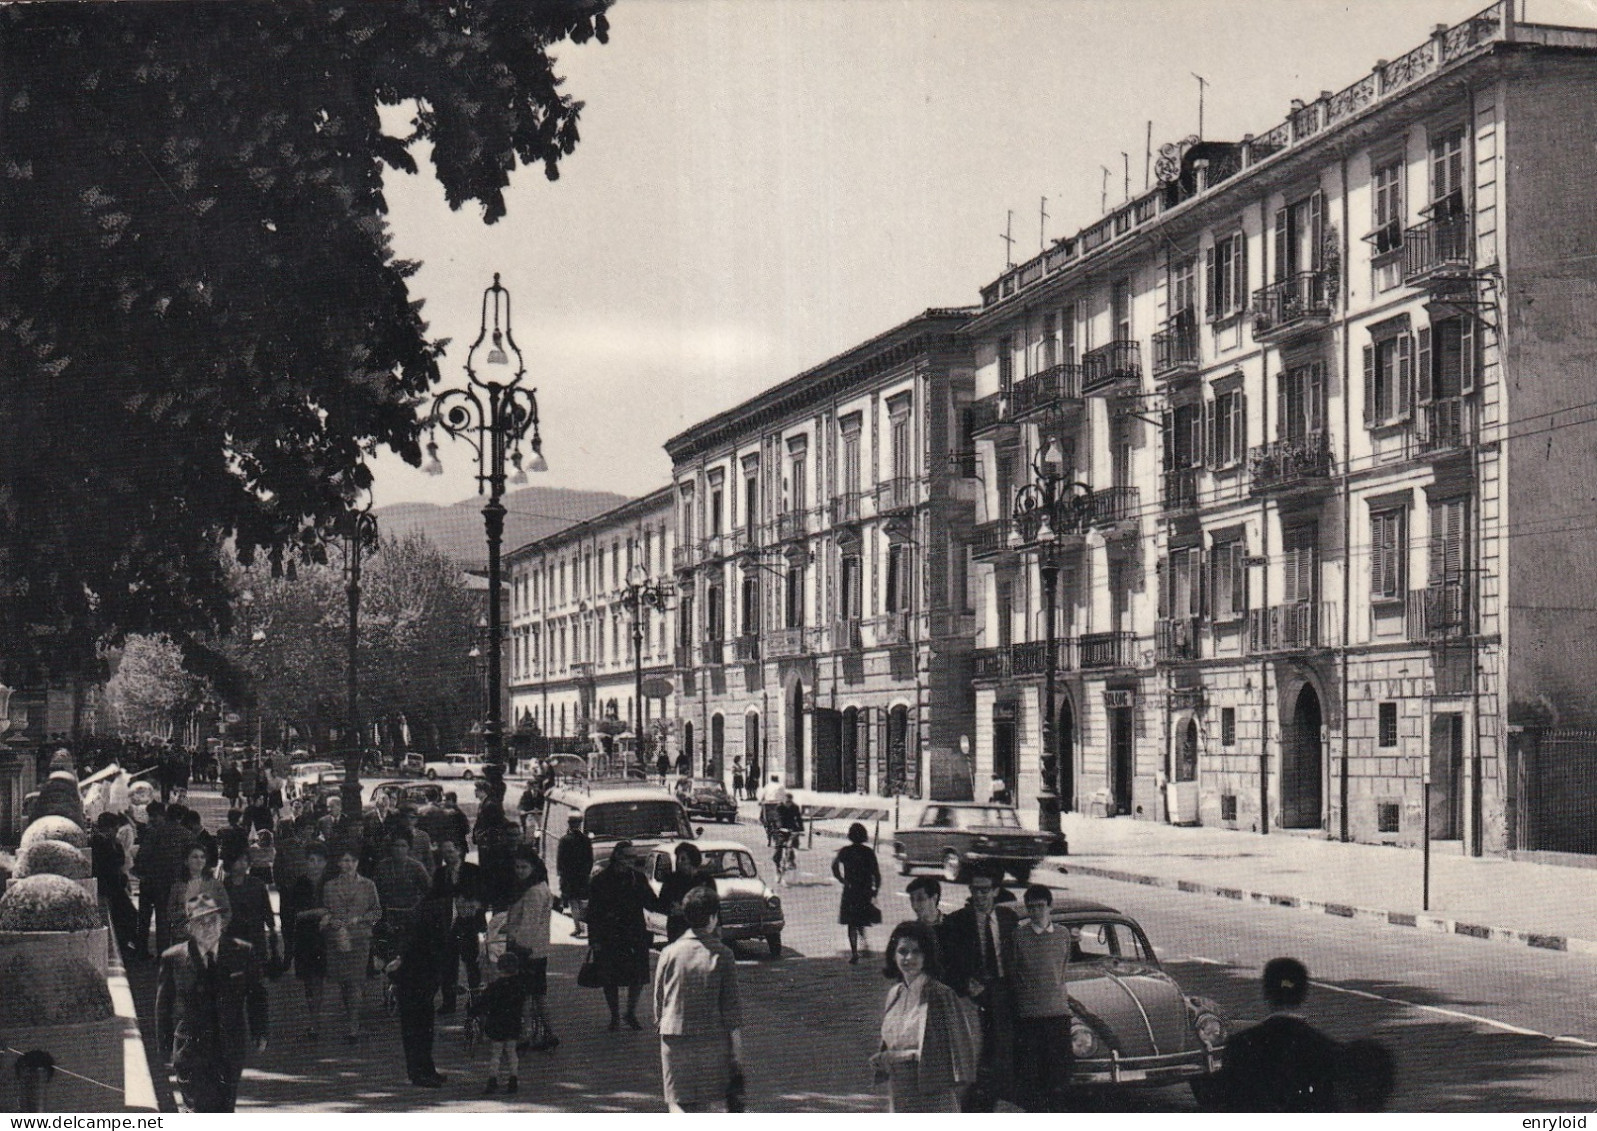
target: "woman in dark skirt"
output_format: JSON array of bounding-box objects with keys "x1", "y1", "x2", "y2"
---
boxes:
[
  {"x1": 585, "y1": 840, "x2": 660, "y2": 1031},
  {"x1": 832, "y1": 822, "x2": 881, "y2": 964},
  {"x1": 281, "y1": 842, "x2": 330, "y2": 1040}
]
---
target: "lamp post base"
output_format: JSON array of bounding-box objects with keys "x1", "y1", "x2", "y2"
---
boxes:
[{"x1": 1037, "y1": 792, "x2": 1061, "y2": 835}]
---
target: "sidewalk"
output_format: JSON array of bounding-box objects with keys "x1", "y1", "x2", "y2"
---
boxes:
[{"x1": 792, "y1": 794, "x2": 1597, "y2": 956}]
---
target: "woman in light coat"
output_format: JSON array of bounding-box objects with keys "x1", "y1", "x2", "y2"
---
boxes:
[
  {"x1": 321, "y1": 847, "x2": 382, "y2": 1042},
  {"x1": 653, "y1": 886, "x2": 743, "y2": 1112},
  {"x1": 872, "y1": 920, "x2": 980, "y2": 1113}
]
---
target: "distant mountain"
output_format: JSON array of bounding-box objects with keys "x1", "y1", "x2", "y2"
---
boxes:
[{"x1": 377, "y1": 486, "x2": 630, "y2": 569}]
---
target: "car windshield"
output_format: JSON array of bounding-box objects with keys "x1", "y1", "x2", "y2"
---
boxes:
[
  {"x1": 1064, "y1": 920, "x2": 1154, "y2": 964},
  {"x1": 700, "y1": 849, "x2": 758, "y2": 878},
  {"x1": 586, "y1": 800, "x2": 692, "y2": 841},
  {"x1": 952, "y1": 807, "x2": 1021, "y2": 829}
]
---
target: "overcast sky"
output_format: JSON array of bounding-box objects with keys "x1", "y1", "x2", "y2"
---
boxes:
[{"x1": 371, "y1": 0, "x2": 1597, "y2": 511}]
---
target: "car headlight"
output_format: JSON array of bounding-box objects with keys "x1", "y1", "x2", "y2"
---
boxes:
[
  {"x1": 1070, "y1": 1020, "x2": 1103, "y2": 1059},
  {"x1": 1193, "y1": 1011, "x2": 1226, "y2": 1047},
  {"x1": 765, "y1": 895, "x2": 781, "y2": 910}
]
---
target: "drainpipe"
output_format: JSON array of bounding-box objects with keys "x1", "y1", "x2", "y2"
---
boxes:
[
  {"x1": 1468, "y1": 80, "x2": 1485, "y2": 857},
  {"x1": 1259, "y1": 200, "x2": 1272, "y2": 837},
  {"x1": 1339, "y1": 147, "x2": 1353, "y2": 842}
]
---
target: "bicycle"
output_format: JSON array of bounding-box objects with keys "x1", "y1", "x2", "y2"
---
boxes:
[{"x1": 773, "y1": 829, "x2": 800, "y2": 884}]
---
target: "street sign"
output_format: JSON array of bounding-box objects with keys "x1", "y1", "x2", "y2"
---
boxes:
[
  {"x1": 224, "y1": 712, "x2": 241, "y2": 725},
  {"x1": 641, "y1": 676, "x2": 674, "y2": 699}
]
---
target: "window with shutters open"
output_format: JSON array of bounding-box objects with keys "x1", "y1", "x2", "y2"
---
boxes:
[
  {"x1": 1419, "y1": 317, "x2": 1477, "y2": 400},
  {"x1": 1428, "y1": 498, "x2": 1466, "y2": 585},
  {"x1": 1210, "y1": 387, "x2": 1246, "y2": 469},
  {"x1": 1205, "y1": 231, "x2": 1248, "y2": 323},
  {"x1": 1281, "y1": 362, "x2": 1326, "y2": 442},
  {"x1": 1168, "y1": 546, "x2": 1202, "y2": 620},
  {"x1": 998, "y1": 335, "x2": 1014, "y2": 391},
  {"x1": 1167, "y1": 403, "x2": 1204, "y2": 470},
  {"x1": 1429, "y1": 126, "x2": 1466, "y2": 219},
  {"x1": 742, "y1": 574, "x2": 760, "y2": 635},
  {"x1": 1282, "y1": 524, "x2": 1317, "y2": 606},
  {"x1": 1370, "y1": 508, "x2": 1406, "y2": 603},
  {"x1": 1274, "y1": 191, "x2": 1324, "y2": 280},
  {"x1": 1363, "y1": 331, "x2": 1413, "y2": 428},
  {"x1": 1211, "y1": 540, "x2": 1247, "y2": 621}
]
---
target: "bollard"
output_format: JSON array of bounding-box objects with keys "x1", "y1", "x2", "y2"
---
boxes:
[{"x1": 14, "y1": 1050, "x2": 55, "y2": 1113}]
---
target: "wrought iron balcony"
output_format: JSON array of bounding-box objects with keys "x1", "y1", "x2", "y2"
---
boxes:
[
  {"x1": 1156, "y1": 617, "x2": 1203, "y2": 662},
  {"x1": 1246, "y1": 601, "x2": 1338, "y2": 653},
  {"x1": 1151, "y1": 311, "x2": 1200, "y2": 380},
  {"x1": 865, "y1": 612, "x2": 912, "y2": 648},
  {"x1": 970, "y1": 390, "x2": 1011, "y2": 436},
  {"x1": 972, "y1": 646, "x2": 1011, "y2": 680},
  {"x1": 1010, "y1": 363, "x2": 1083, "y2": 420},
  {"x1": 1162, "y1": 467, "x2": 1200, "y2": 511},
  {"x1": 829, "y1": 492, "x2": 864, "y2": 527},
  {"x1": 1079, "y1": 631, "x2": 1138, "y2": 670},
  {"x1": 767, "y1": 627, "x2": 809, "y2": 658},
  {"x1": 672, "y1": 543, "x2": 700, "y2": 572},
  {"x1": 734, "y1": 634, "x2": 761, "y2": 663},
  {"x1": 1252, "y1": 271, "x2": 1333, "y2": 340},
  {"x1": 876, "y1": 477, "x2": 917, "y2": 514},
  {"x1": 1404, "y1": 214, "x2": 1471, "y2": 285},
  {"x1": 833, "y1": 618, "x2": 862, "y2": 651},
  {"x1": 1081, "y1": 341, "x2": 1142, "y2": 396},
  {"x1": 1417, "y1": 397, "x2": 1476, "y2": 455},
  {"x1": 1248, "y1": 430, "x2": 1334, "y2": 497},
  {"x1": 1084, "y1": 486, "x2": 1140, "y2": 529},
  {"x1": 773, "y1": 509, "x2": 808, "y2": 543},
  {"x1": 1407, "y1": 581, "x2": 1471, "y2": 640},
  {"x1": 971, "y1": 518, "x2": 1014, "y2": 561},
  {"x1": 728, "y1": 525, "x2": 760, "y2": 555},
  {"x1": 1011, "y1": 638, "x2": 1077, "y2": 675},
  {"x1": 672, "y1": 645, "x2": 693, "y2": 670}
]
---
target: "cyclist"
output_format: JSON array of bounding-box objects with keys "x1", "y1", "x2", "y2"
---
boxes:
[
  {"x1": 771, "y1": 796, "x2": 804, "y2": 882},
  {"x1": 757, "y1": 775, "x2": 790, "y2": 847}
]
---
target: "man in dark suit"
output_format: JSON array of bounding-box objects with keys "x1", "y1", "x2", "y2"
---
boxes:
[
  {"x1": 556, "y1": 814, "x2": 594, "y2": 939},
  {"x1": 430, "y1": 837, "x2": 485, "y2": 1014},
  {"x1": 156, "y1": 893, "x2": 268, "y2": 1113},
  {"x1": 392, "y1": 897, "x2": 452, "y2": 1087},
  {"x1": 1209, "y1": 957, "x2": 1343, "y2": 1111},
  {"x1": 939, "y1": 869, "x2": 1020, "y2": 1111}
]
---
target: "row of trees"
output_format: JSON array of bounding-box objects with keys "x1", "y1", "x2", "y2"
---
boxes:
[
  {"x1": 102, "y1": 533, "x2": 485, "y2": 757},
  {"x1": 0, "y1": 1, "x2": 611, "y2": 696}
]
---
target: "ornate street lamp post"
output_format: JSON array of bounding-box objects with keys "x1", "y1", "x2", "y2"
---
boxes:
[
  {"x1": 423, "y1": 274, "x2": 545, "y2": 794},
  {"x1": 338, "y1": 498, "x2": 379, "y2": 813},
  {"x1": 1009, "y1": 436, "x2": 1091, "y2": 834},
  {"x1": 621, "y1": 564, "x2": 672, "y2": 772}
]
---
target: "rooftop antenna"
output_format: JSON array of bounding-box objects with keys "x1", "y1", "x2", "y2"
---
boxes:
[
  {"x1": 1192, "y1": 73, "x2": 1208, "y2": 139},
  {"x1": 1100, "y1": 166, "x2": 1110, "y2": 213},
  {"x1": 1001, "y1": 209, "x2": 1015, "y2": 268},
  {"x1": 1039, "y1": 196, "x2": 1050, "y2": 250},
  {"x1": 1145, "y1": 121, "x2": 1153, "y2": 190},
  {"x1": 1123, "y1": 152, "x2": 1131, "y2": 202}
]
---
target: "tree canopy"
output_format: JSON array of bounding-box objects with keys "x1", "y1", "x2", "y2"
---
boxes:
[{"x1": 0, "y1": 0, "x2": 610, "y2": 680}]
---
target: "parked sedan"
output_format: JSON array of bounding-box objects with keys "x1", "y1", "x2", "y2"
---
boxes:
[
  {"x1": 369, "y1": 780, "x2": 445, "y2": 810},
  {"x1": 423, "y1": 753, "x2": 487, "y2": 780},
  {"x1": 1049, "y1": 898, "x2": 1227, "y2": 1098},
  {"x1": 674, "y1": 777, "x2": 739, "y2": 823},
  {"x1": 892, "y1": 802, "x2": 1066, "y2": 883},
  {"x1": 642, "y1": 840, "x2": 785, "y2": 957},
  {"x1": 287, "y1": 761, "x2": 338, "y2": 797}
]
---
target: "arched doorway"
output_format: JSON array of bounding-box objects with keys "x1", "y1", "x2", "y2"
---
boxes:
[
  {"x1": 786, "y1": 681, "x2": 805, "y2": 788},
  {"x1": 1056, "y1": 698, "x2": 1075, "y2": 811},
  {"x1": 840, "y1": 707, "x2": 859, "y2": 793},
  {"x1": 744, "y1": 713, "x2": 761, "y2": 790},
  {"x1": 710, "y1": 714, "x2": 725, "y2": 780},
  {"x1": 886, "y1": 705, "x2": 909, "y2": 795},
  {"x1": 993, "y1": 703, "x2": 1017, "y2": 802},
  {"x1": 1282, "y1": 683, "x2": 1324, "y2": 829},
  {"x1": 1176, "y1": 719, "x2": 1198, "y2": 782}
]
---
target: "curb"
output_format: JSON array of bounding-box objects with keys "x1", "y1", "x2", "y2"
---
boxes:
[{"x1": 1050, "y1": 859, "x2": 1595, "y2": 956}]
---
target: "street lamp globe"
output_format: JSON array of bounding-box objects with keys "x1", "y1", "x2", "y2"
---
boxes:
[{"x1": 627, "y1": 563, "x2": 647, "y2": 588}]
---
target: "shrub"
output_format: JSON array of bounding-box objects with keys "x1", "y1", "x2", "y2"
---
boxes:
[
  {"x1": 20, "y1": 816, "x2": 89, "y2": 851},
  {"x1": 0, "y1": 874, "x2": 101, "y2": 931},
  {"x1": 0, "y1": 952, "x2": 113, "y2": 1025},
  {"x1": 17, "y1": 840, "x2": 92, "y2": 881},
  {"x1": 30, "y1": 778, "x2": 86, "y2": 825}
]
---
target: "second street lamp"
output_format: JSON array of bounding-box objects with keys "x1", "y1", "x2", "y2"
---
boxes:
[
  {"x1": 1009, "y1": 436, "x2": 1091, "y2": 835},
  {"x1": 338, "y1": 497, "x2": 379, "y2": 814},
  {"x1": 621, "y1": 563, "x2": 672, "y2": 774},
  {"x1": 423, "y1": 274, "x2": 545, "y2": 796}
]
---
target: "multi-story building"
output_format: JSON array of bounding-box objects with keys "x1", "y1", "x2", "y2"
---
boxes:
[
  {"x1": 505, "y1": 488, "x2": 677, "y2": 753},
  {"x1": 664, "y1": 309, "x2": 978, "y2": 797},
  {"x1": 966, "y1": 2, "x2": 1597, "y2": 854}
]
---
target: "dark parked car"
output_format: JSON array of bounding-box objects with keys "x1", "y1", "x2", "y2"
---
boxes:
[
  {"x1": 370, "y1": 780, "x2": 445, "y2": 810},
  {"x1": 892, "y1": 802, "x2": 1065, "y2": 883},
  {"x1": 674, "y1": 777, "x2": 738, "y2": 823}
]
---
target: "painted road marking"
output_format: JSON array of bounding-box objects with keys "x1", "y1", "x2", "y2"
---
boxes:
[{"x1": 1174, "y1": 954, "x2": 1597, "y2": 1048}]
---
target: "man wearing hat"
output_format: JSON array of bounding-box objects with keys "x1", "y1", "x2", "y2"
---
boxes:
[
  {"x1": 556, "y1": 813, "x2": 593, "y2": 938},
  {"x1": 156, "y1": 893, "x2": 269, "y2": 1112}
]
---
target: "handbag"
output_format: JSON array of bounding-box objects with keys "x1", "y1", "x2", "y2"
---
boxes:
[
  {"x1": 866, "y1": 899, "x2": 883, "y2": 926},
  {"x1": 576, "y1": 945, "x2": 603, "y2": 989}
]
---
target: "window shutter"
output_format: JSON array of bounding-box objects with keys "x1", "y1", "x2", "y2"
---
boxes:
[
  {"x1": 1362, "y1": 344, "x2": 1376, "y2": 426},
  {"x1": 1204, "y1": 245, "x2": 1217, "y2": 319},
  {"x1": 1460, "y1": 318, "x2": 1477, "y2": 395},
  {"x1": 1370, "y1": 514, "x2": 1389, "y2": 600},
  {"x1": 1236, "y1": 391, "x2": 1249, "y2": 464},
  {"x1": 1416, "y1": 326, "x2": 1433, "y2": 404},
  {"x1": 1233, "y1": 542, "x2": 1248, "y2": 615},
  {"x1": 1236, "y1": 233, "x2": 1249, "y2": 311},
  {"x1": 1310, "y1": 191, "x2": 1325, "y2": 270},
  {"x1": 1196, "y1": 548, "x2": 1209, "y2": 620},
  {"x1": 1161, "y1": 411, "x2": 1175, "y2": 472},
  {"x1": 1157, "y1": 558, "x2": 1169, "y2": 619},
  {"x1": 1397, "y1": 334, "x2": 1414, "y2": 419},
  {"x1": 1274, "y1": 207, "x2": 1290, "y2": 281},
  {"x1": 1197, "y1": 401, "x2": 1212, "y2": 470}
]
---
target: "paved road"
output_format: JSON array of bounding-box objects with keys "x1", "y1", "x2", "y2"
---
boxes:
[{"x1": 143, "y1": 790, "x2": 1597, "y2": 1111}]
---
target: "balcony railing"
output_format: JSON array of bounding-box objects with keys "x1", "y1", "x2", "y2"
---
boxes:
[
  {"x1": 768, "y1": 627, "x2": 809, "y2": 658},
  {"x1": 1010, "y1": 362, "x2": 1083, "y2": 419},
  {"x1": 1081, "y1": 340, "x2": 1142, "y2": 395},
  {"x1": 972, "y1": 646, "x2": 1011, "y2": 680},
  {"x1": 876, "y1": 477, "x2": 917, "y2": 514},
  {"x1": 1404, "y1": 214, "x2": 1471, "y2": 283},
  {"x1": 1011, "y1": 638, "x2": 1077, "y2": 675},
  {"x1": 833, "y1": 618, "x2": 862, "y2": 651},
  {"x1": 971, "y1": 518, "x2": 1014, "y2": 561},
  {"x1": 1417, "y1": 397, "x2": 1476, "y2": 454},
  {"x1": 830, "y1": 492, "x2": 864, "y2": 526},
  {"x1": 734, "y1": 634, "x2": 761, "y2": 663},
  {"x1": 773, "y1": 509, "x2": 808, "y2": 543},
  {"x1": 1162, "y1": 467, "x2": 1200, "y2": 511},
  {"x1": 949, "y1": 450, "x2": 978, "y2": 479},
  {"x1": 1252, "y1": 271, "x2": 1333, "y2": 339},
  {"x1": 1084, "y1": 486, "x2": 1140, "y2": 528},
  {"x1": 571, "y1": 661, "x2": 596, "y2": 681},
  {"x1": 1156, "y1": 617, "x2": 1203, "y2": 662},
  {"x1": 1246, "y1": 601, "x2": 1339, "y2": 653},
  {"x1": 728, "y1": 525, "x2": 760, "y2": 555},
  {"x1": 970, "y1": 391, "x2": 1009, "y2": 436},
  {"x1": 672, "y1": 544, "x2": 699, "y2": 572},
  {"x1": 673, "y1": 645, "x2": 693, "y2": 670},
  {"x1": 1151, "y1": 311, "x2": 1200, "y2": 378},
  {"x1": 699, "y1": 533, "x2": 728, "y2": 561},
  {"x1": 1248, "y1": 430, "x2": 1334, "y2": 496},
  {"x1": 1079, "y1": 631, "x2": 1138, "y2": 670},
  {"x1": 865, "y1": 612, "x2": 912, "y2": 647},
  {"x1": 1407, "y1": 581, "x2": 1471, "y2": 640}
]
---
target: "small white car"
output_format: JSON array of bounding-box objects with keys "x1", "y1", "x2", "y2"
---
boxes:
[
  {"x1": 423, "y1": 753, "x2": 487, "y2": 780},
  {"x1": 288, "y1": 761, "x2": 338, "y2": 797}
]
